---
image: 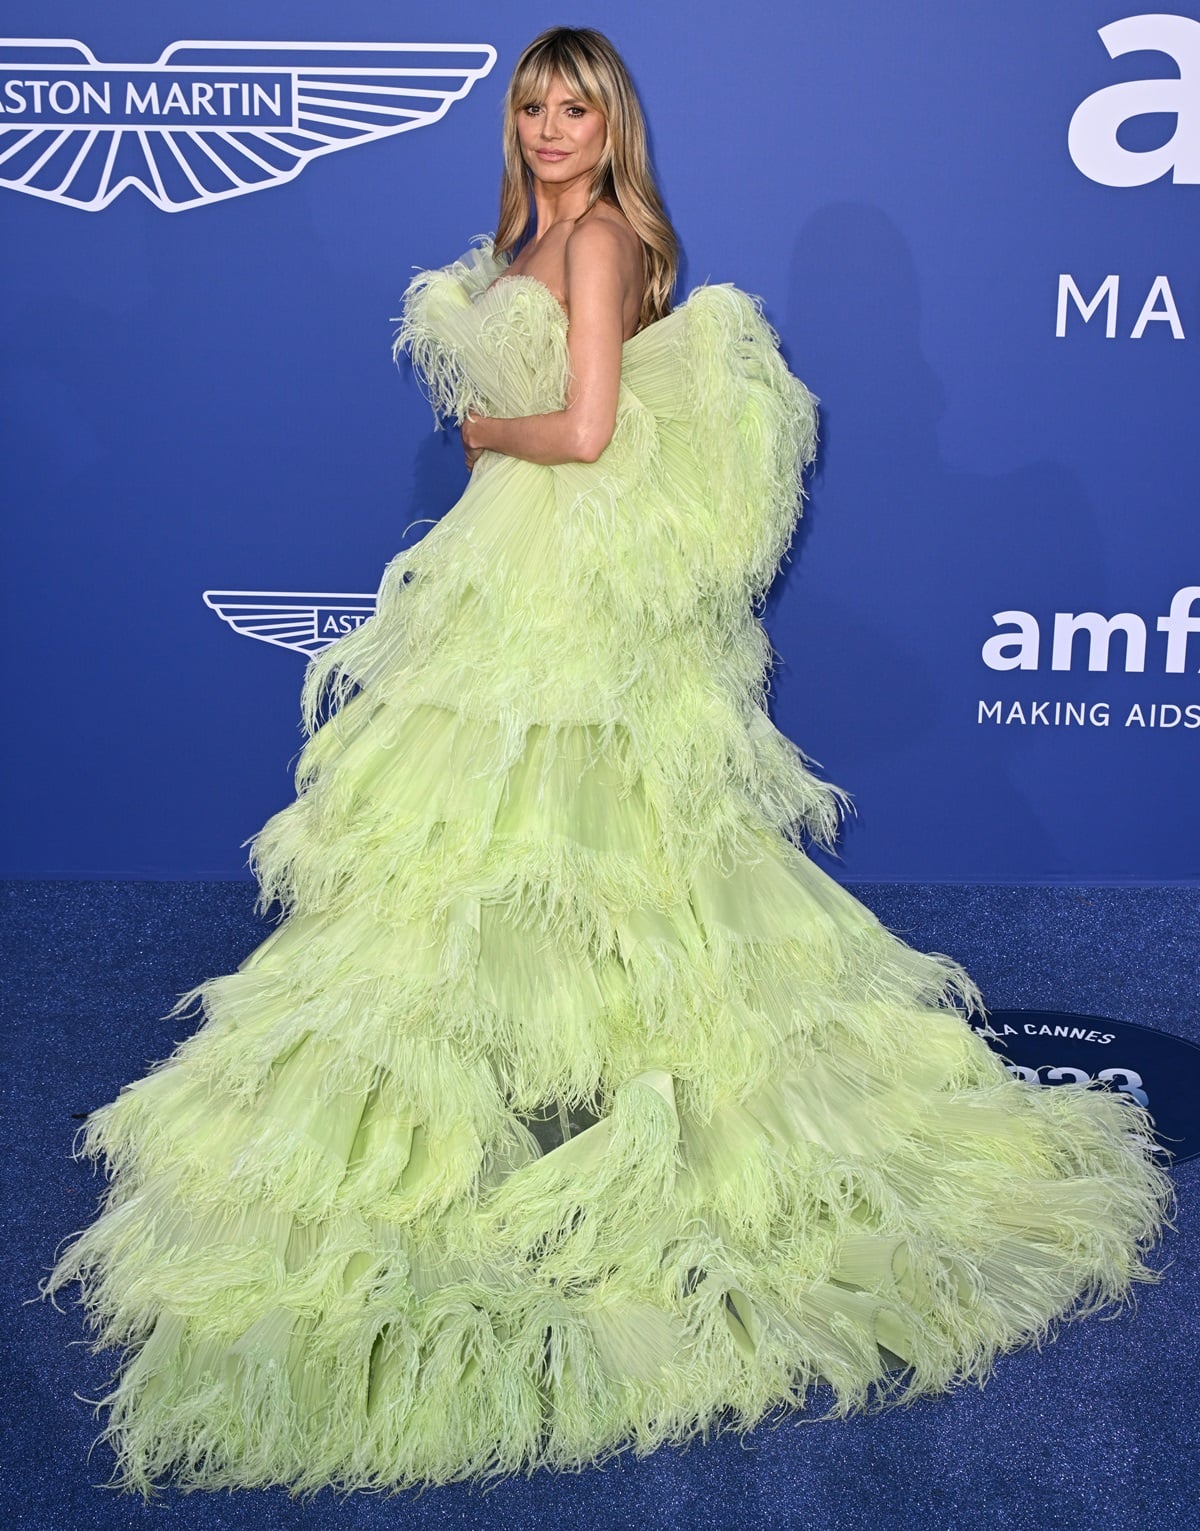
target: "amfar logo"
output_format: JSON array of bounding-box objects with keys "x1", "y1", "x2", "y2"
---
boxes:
[
  {"x1": 0, "y1": 39, "x2": 495, "y2": 211},
  {"x1": 983, "y1": 587, "x2": 1200, "y2": 672},
  {"x1": 1068, "y1": 13, "x2": 1199, "y2": 185},
  {"x1": 203, "y1": 590, "x2": 377, "y2": 656},
  {"x1": 976, "y1": 589, "x2": 1200, "y2": 730}
]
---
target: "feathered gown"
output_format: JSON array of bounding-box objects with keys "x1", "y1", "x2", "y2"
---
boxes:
[{"x1": 44, "y1": 238, "x2": 1172, "y2": 1494}]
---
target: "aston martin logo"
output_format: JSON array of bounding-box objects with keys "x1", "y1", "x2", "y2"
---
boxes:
[
  {"x1": 203, "y1": 590, "x2": 377, "y2": 656},
  {"x1": 0, "y1": 39, "x2": 496, "y2": 211}
]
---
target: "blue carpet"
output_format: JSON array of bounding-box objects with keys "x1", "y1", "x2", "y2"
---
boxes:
[{"x1": 4, "y1": 880, "x2": 1197, "y2": 1531}]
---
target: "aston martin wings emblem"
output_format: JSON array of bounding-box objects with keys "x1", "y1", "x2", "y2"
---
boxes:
[
  {"x1": 203, "y1": 590, "x2": 378, "y2": 656},
  {"x1": 0, "y1": 39, "x2": 496, "y2": 211}
]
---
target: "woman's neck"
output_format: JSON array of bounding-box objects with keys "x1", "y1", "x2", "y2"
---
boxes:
[{"x1": 528, "y1": 180, "x2": 595, "y2": 242}]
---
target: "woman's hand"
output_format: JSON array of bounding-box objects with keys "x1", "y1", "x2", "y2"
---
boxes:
[{"x1": 461, "y1": 411, "x2": 488, "y2": 471}]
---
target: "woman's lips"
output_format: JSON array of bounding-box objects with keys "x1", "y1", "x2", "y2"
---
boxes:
[{"x1": 535, "y1": 149, "x2": 568, "y2": 160}]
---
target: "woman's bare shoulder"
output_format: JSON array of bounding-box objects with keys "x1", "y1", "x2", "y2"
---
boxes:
[{"x1": 566, "y1": 202, "x2": 642, "y2": 270}]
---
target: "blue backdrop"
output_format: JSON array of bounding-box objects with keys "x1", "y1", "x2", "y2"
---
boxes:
[{"x1": 2, "y1": 1, "x2": 1197, "y2": 881}]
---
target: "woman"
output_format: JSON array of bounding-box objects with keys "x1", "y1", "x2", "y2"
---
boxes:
[{"x1": 45, "y1": 26, "x2": 1172, "y2": 1495}]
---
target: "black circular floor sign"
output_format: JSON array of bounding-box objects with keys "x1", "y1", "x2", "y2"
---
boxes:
[{"x1": 971, "y1": 1010, "x2": 1200, "y2": 1164}]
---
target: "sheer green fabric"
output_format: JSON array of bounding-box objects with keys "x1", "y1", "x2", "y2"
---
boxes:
[{"x1": 44, "y1": 239, "x2": 1172, "y2": 1494}]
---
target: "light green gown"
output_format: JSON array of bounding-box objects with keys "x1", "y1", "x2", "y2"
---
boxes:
[{"x1": 45, "y1": 238, "x2": 1172, "y2": 1494}]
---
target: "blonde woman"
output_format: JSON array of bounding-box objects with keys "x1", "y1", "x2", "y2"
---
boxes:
[{"x1": 45, "y1": 25, "x2": 1171, "y2": 1495}]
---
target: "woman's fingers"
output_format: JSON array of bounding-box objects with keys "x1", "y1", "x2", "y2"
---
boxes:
[{"x1": 462, "y1": 412, "x2": 483, "y2": 470}]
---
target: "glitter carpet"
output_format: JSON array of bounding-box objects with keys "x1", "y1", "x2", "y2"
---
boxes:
[{"x1": 5, "y1": 880, "x2": 1196, "y2": 1530}]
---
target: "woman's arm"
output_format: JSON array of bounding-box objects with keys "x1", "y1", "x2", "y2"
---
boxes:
[{"x1": 462, "y1": 219, "x2": 632, "y2": 468}]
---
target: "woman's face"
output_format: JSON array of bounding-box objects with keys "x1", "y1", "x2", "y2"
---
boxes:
[{"x1": 516, "y1": 73, "x2": 607, "y2": 187}]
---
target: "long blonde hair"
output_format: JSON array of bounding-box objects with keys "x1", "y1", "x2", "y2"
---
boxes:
[{"x1": 495, "y1": 27, "x2": 679, "y2": 332}]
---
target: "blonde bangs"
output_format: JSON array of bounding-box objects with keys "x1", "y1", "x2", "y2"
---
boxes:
[{"x1": 509, "y1": 46, "x2": 606, "y2": 118}]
